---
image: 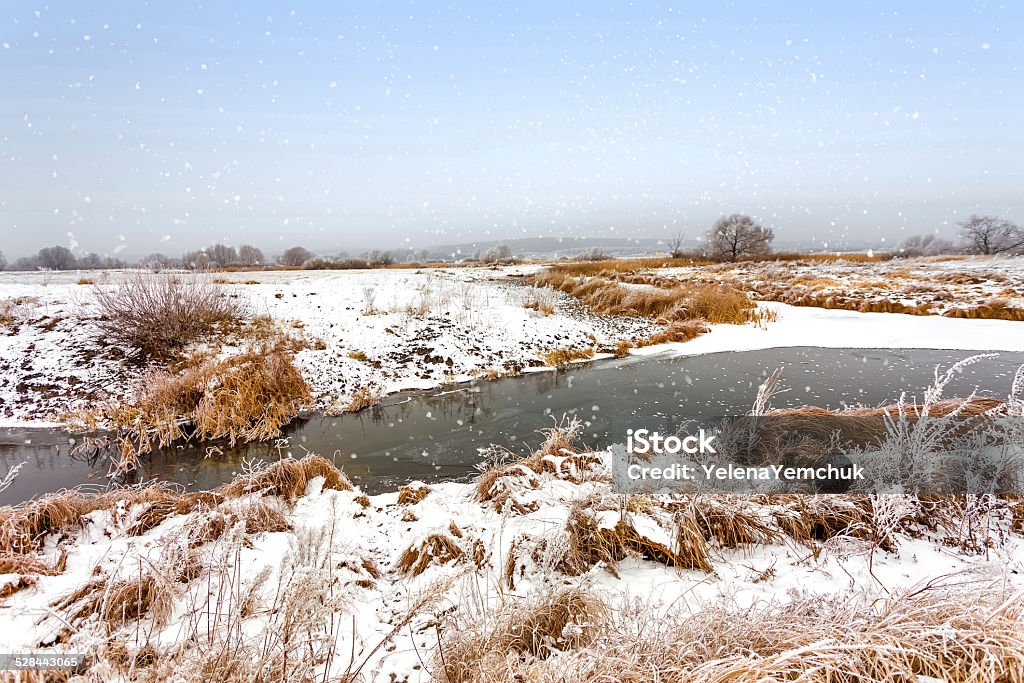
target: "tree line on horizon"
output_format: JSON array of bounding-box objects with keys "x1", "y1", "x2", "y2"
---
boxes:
[{"x1": 1, "y1": 214, "x2": 1021, "y2": 272}]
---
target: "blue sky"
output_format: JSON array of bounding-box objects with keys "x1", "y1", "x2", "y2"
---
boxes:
[{"x1": 1, "y1": 1, "x2": 1021, "y2": 257}]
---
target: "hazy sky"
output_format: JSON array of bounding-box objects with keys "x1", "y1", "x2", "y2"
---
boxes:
[{"x1": 1, "y1": 1, "x2": 1022, "y2": 258}]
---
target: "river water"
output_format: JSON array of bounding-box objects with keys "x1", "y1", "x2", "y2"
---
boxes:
[{"x1": 2, "y1": 347, "x2": 1022, "y2": 505}]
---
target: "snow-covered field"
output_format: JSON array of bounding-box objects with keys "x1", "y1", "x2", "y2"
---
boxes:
[
  {"x1": 0, "y1": 444, "x2": 1020, "y2": 681},
  {"x1": 657, "y1": 255, "x2": 1024, "y2": 316},
  {"x1": 3, "y1": 259, "x2": 1024, "y2": 429},
  {"x1": 0, "y1": 267, "x2": 657, "y2": 426}
]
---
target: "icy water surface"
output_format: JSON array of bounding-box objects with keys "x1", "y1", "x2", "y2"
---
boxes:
[{"x1": 2, "y1": 347, "x2": 1023, "y2": 504}]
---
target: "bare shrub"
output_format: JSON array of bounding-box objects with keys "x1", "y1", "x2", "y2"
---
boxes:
[
  {"x1": 92, "y1": 273, "x2": 246, "y2": 359},
  {"x1": 958, "y1": 214, "x2": 1024, "y2": 255}
]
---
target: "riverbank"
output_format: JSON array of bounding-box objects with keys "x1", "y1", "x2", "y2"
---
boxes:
[{"x1": 2, "y1": 259, "x2": 1023, "y2": 431}]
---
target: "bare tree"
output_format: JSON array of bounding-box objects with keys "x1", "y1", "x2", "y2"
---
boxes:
[
  {"x1": 475, "y1": 243, "x2": 514, "y2": 264},
  {"x1": 183, "y1": 249, "x2": 214, "y2": 271},
  {"x1": 574, "y1": 247, "x2": 612, "y2": 261},
  {"x1": 667, "y1": 231, "x2": 686, "y2": 258},
  {"x1": 238, "y1": 244, "x2": 264, "y2": 265},
  {"x1": 206, "y1": 243, "x2": 238, "y2": 267},
  {"x1": 898, "y1": 234, "x2": 957, "y2": 258},
  {"x1": 36, "y1": 245, "x2": 78, "y2": 270},
  {"x1": 958, "y1": 215, "x2": 1024, "y2": 255},
  {"x1": 364, "y1": 249, "x2": 396, "y2": 266},
  {"x1": 77, "y1": 252, "x2": 104, "y2": 269},
  {"x1": 0, "y1": 250, "x2": 6, "y2": 271},
  {"x1": 279, "y1": 246, "x2": 313, "y2": 267},
  {"x1": 705, "y1": 214, "x2": 774, "y2": 262}
]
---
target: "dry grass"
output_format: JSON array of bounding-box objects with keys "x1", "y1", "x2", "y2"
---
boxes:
[
  {"x1": 397, "y1": 483, "x2": 430, "y2": 505},
  {"x1": 92, "y1": 273, "x2": 246, "y2": 359},
  {"x1": 635, "y1": 320, "x2": 709, "y2": 347},
  {"x1": 672, "y1": 496, "x2": 780, "y2": 549},
  {"x1": 529, "y1": 269, "x2": 756, "y2": 325},
  {"x1": 219, "y1": 454, "x2": 353, "y2": 499},
  {"x1": 0, "y1": 489, "x2": 106, "y2": 554},
  {"x1": 347, "y1": 349, "x2": 369, "y2": 362},
  {"x1": 397, "y1": 532, "x2": 466, "y2": 576},
  {"x1": 343, "y1": 384, "x2": 383, "y2": 412},
  {"x1": 241, "y1": 498, "x2": 292, "y2": 534},
  {"x1": 543, "y1": 346, "x2": 595, "y2": 369},
  {"x1": 561, "y1": 505, "x2": 714, "y2": 576},
  {"x1": 437, "y1": 587, "x2": 609, "y2": 682},
  {"x1": 670, "y1": 285, "x2": 753, "y2": 323},
  {"x1": 0, "y1": 454, "x2": 346, "y2": 565},
  {"x1": 772, "y1": 495, "x2": 876, "y2": 547},
  {"x1": 70, "y1": 343, "x2": 311, "y2": 462},
  {"x1": 543, "y1": 257, "x2": 714, "y2": 277},
  {"x1": 475, "y1": 418, "x2": 590, "y2": 513},
  {"x1": 438, "y1": 582, "x2": 1022, "y2": 683},
  {"x1": 51, "y1": 574, "x2": 176, "y2": 633},
  {"x1": 945, "y1": 298, "x2": 1024, "y2": 321},
  {"x1": 0, "y1": 551, "x2": 66, "y2": 576},
  {"x1": 126, "y1": 491, "x2": 223, "y2": 536}
]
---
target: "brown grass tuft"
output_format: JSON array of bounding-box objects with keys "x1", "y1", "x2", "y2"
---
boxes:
[
  {"x1": 125, "y1": 491, "x2": 223, "y2": 536},
  {"x1": 52, "y1": 574, "x2": 175, "y2": 633},
  {"x1": 529, "y1": 269, "x2": 757, "y2": 325},
  {"x1": 76, "y1": 344, "x2": 312, "y2": 462},
  {"x1": 436, "y1": 587, "x2": 609, "y2": 682},
  {"x1": 396, "y1": 533, "x2": 465, "y2": 576},
  {"x1": 241, "y1": 498, "x2": 292, "y2": 534},
  {"x1": 544, "y1": 346, "x2": 594, "y2": 369},
  {"x1": 397, "y1": 483, "x2": 430, "y2": 505},
  {"x1": 219, "y1": 455, "x2": 353, "y2": 500},
  {"x1": 636, "y1": 320, "x2": 709, "y2": 347},
  {"x1": 772, "y1": 495, "x2": 875, "y2": 548},
  {"x1": 343, "y1": 384, "x2": 383, "y2": 412},
  {"x1": 0, "y1": 551, "x2": 66, "y2": 576},
  {"x1": 558, "y1": 505, "x2": 714, "y2": 576}
]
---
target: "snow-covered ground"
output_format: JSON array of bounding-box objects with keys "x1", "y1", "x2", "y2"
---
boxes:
[
  {"x1": 0, "y1": 451, "x2": 1019, "y2": 681},
  {"x1": 0, "y1": 267, "x2": 656, "y2": 426},
  {"x1": 658, "y1": 255, "x2": 1024, "y2": 316},
  {"x1": 2, "y1": 261, "x2": 1024, "y2": 428}
]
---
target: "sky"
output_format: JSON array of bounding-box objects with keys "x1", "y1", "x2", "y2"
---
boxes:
[{"x1": 1, "y1": 1, "x2": 1022, "y2": 259}]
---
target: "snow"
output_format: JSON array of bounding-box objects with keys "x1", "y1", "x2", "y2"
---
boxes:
[
  {"x1": 2, "y1": 262, "x2": 1023, "y2": 428},
  {"x1": 632, "y1": 300, "x2": 1024, "y2": 359},
  {"x1": 0, "y1": 454, "x2": 1019, "y2": 682}
]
